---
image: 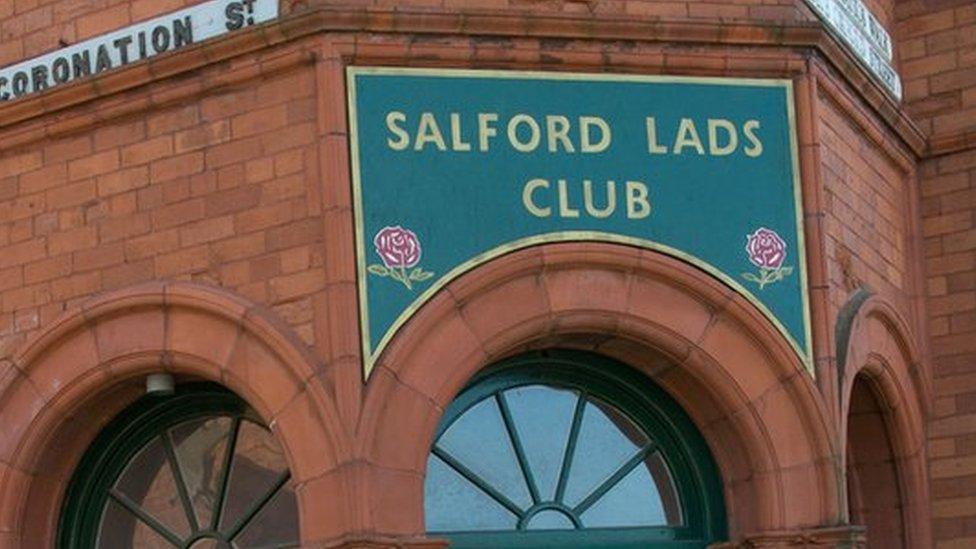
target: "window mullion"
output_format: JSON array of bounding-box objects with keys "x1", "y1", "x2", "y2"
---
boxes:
[
  {"x1": 107, "y1": 489, "x2": 184, "y2": 548},
  {"x1": 495, "y1": 392, "x2": 540, "y2": 505},
  {"x1": 554, "y1": 393, "x2": 587, "y2": 505},
  {"x1": 210, "y1": 416, "x2": 241, "y2": 532},
  {"x1": 432, "y1": 445, "x2": 526, "y2": 519},
  {"x1": 161, "y1": 431, "x2": 200, "y2": 534},
  {"x1": 224, "y1": 471, "x2": 290, "y2": 542},
  {"x1": 572, "y1": 442, "x2": 656, "y2": 516}
]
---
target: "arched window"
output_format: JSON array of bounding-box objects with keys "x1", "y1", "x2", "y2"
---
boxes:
[
  {"x1": 424, "y1": 351, "x2": 727, "y2": 548},
  {"x1": 58, "y1": 384, "x2": 299, "y2": 549}
]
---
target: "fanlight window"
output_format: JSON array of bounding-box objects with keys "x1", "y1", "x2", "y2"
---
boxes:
[
  {"x1": 59, "y1": 385, "x2": 299, "y2": 549},
  {"x1": 427, "y1": 385, "x2": 682, "y2": 530},
  {"x1": 424, "y1": 351, "x2": 726, "y2": 548}
]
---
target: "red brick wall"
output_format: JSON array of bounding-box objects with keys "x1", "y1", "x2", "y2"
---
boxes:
[
  {"x1": 0, "y1": 0, "x2": 827, "y2": 72},
  {"x1": 0, "y1": 61, "x2": 323, "y2": 357},
  {"x1": 896, "y1": 0, "x2": 976, "y2": 545},
  {"x1": 0, "y1": 0, "x2": 885, "y2": 372},
  {"x1": 301, "y1": 0, "x2": 817, "y2": 21},
  {"x1": 818, "y1": 94, "x2": 914, "y2": 321},
  {"x1": 425, "y1": 0, "x2": 813, "y2": 20},
  {"x1": 917, "y1": 145, "x2": 975, "y2": 549},
  {"x1": 0, "y1": 0, "x2": 937, "y2": 546},
  {"x1": 920, "y1": 149, "x2": 976, "y2": 547},
  {"x1": 896, "y1": 1, "x2": 976, "y2": 137}
]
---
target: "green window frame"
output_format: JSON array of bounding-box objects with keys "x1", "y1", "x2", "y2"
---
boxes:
[
  {"x1": 425, "y1": 350, "x2": 728, "y2": 548},
  {"x1": 58, "y1": 383, "x2": 296, "y2": 549}
]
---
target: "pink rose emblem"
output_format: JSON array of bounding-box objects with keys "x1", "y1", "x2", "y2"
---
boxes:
[
  {"x1": 368, "y1": 225, "x2": 434, "y2": 291},
  {"x1": 374, "y1": 226, "x2": 421, "y2": 269},
  {"x1": 742, "y1": 227, "x2": 793, "y2": 290},
  {"x1": 746, "y1": 227, "x2": 786, "y2": 270}
]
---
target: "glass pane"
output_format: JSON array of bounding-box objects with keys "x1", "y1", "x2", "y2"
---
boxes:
[
  {"x1": 579, "y1": 452, "x2": 671, "y2": 527},
  {"x1": 647, "y1": 451, "x2": 683, "y2": 525},
  {"x1": 425, "y1": 454, "x2": 518, "y2": 531},
  {"x1": 503, "y1": 385, "x2": 578, "y2": 501},
  {"x1": 97, "y1": 499, "x2": 174, "y2": 549},
  {"x1": 232, "y1": 482, "x2": 299, "y2": 548},
  {"x1": 437, "y1": 397, "x2": 532, "y2": 508},
  {"x1": 563, "y1": 398, "x2": 647, "y2": 507},
  {"x1": 114, "y1": 437, "x2": 191, "y2": 539},
  {"x1": 524, "y1": 509, "x2": 576, "y2": 530},
  {"x1": 171, "y1": 417, "x2": 234, "y2": 529},
  {"x1": 219, "y1": 420, "x2": 288, "y2": 531}
]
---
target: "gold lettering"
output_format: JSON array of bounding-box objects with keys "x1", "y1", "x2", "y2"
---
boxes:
[
  {"x1": 557, "y1": 179, "x2": 580, "y2": 218},
  {"x1": 743, "y1": 120, "x2": 763, "y2": 157},
  {"x1": 708, "y1": 119, "x2": 738, "y2": 156},
  {"x1": 478, "y1": 113, "x2": 498, "y2": 152},
  {"x1": 645, "y1": 117, "x2": 667, "y2": 155},
  {"x1": 546, "y1": 115, "x2": 575, "y2": 153},
  {"x1": 583, "y1": 180, "x2": 616, "y2": 218},
  {"x1": 450, "y1": 113, "x2": 471, "y2": 152},
  {"x1": 626, "y1": 181, "x2": 651, "y2": 219},
  {"x1": 673, "y1": 118, "x2": 705, "y2": 155},
  {"x1": 508, "y1": 114, "x2": 541, "y2": 153},
  {"x1": 522, "y1": 178, "x2": 551, "y2": 217},
  {"x1": 580, "y1": 116, "x2": 611, "y2": 153},
  {"x1": 414, "y1": 113, "x2": 447, "y2": 151},
  {"x1": 385, "y1": 111, "x2": 409, "y2": 151}
]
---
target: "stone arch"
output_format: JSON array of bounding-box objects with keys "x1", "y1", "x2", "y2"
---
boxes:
[
  {"x1": 0, "y1": 281, "x2": 350, "y2": 547},
  {"x1": 837, "y1": 292, "x2": 931, "y2": 549},
  {"x1": 358, "y1": 242, "x2": 844, "y2": 542}
]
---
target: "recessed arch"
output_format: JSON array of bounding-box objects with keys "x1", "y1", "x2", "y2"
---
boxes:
[
  {"x1": 0, "y1": 281, "x2": 351, "y2": 547},
  {"x1": 846, "y1": 374, "x2": 904, "y2": 548},
  {"x1": 424, "y1": 350, "x2": 728, "y2": 547},
  {"x1": 837, "y1": 292, "x2": 931, "y2": 548},
  {"x1": 58, "y1": 383, "x2": 299, "y2": 548},
  {"x1": 359, "y1": 242, "x2": 843, "y2": 541}
]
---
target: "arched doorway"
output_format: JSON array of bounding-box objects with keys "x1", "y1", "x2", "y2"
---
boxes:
[
  {"x1": 836, "y1": 292, "x2": 931, "y2": 548},
  {"x1": 846, "y1": 374, "x2": 905, "y2": 548}
]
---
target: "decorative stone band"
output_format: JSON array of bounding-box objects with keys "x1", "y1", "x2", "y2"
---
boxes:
[
  {"x1": 804, "y1": 0, "x2": 901, "y2": 100},
  {"x1": 323, "y1": 537, "x2": 449, "y2": 548},
  {"x1": 0, "y1": 0, "x2": 278, "y2": 103},
  {"x1": 710, "y1": 525, "x2": 867, "y2": 548}
]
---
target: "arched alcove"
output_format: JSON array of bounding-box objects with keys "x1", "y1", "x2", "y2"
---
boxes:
[
  {"x1": 846, "y1": 374, "x2": 904, "y2": 548},
  {"x1": 837, "y1": 292, "x2": 931, "y2": 549},
  {"x1": 0, "y1": 282, "x2": 350, "y2": 547},
  {"x1": 358, "y1": 242, "x2": 845, "y2": 542}
]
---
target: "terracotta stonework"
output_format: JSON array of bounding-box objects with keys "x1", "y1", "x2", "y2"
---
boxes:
[{"x1": 0, "y1": 0, "x2": 969, "y2": 547}]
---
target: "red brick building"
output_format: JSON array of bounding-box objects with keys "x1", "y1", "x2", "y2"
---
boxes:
[{"x1": 0, "y1": 0, "x2": 972, "y2": 547}]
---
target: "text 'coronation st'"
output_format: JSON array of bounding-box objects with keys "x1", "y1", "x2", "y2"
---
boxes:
[
  {"x1": 0, "y1": 0, "x2": 276, "y2": 102},
  {"x1": 385, "y1": 111, "x2": 764, "y2": 221}
]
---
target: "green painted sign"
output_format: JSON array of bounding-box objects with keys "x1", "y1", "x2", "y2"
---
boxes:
[{"x1": 347, "y1": 67, "x2": 811, "y2": 379}]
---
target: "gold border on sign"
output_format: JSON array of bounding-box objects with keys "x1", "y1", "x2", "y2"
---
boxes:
[{"x1": 346, "y1": 66, "x2": 814, "y2": 381}]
